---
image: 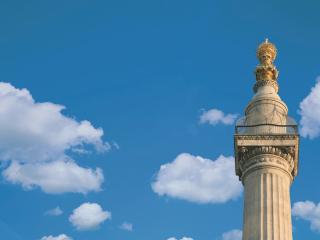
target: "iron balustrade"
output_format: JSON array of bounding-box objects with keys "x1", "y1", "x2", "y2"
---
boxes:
[{"x1": 235, "y1": 124, "x2": 298, "y2": 135}]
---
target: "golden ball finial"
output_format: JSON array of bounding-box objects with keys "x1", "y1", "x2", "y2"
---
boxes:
[{"x1": 257, "y1": 38, "x2": 277, "y2": 65}]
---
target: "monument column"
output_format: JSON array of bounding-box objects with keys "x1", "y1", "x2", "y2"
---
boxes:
[{"x1": 234, "y1": 40, "x2": 299, "y2": 240}]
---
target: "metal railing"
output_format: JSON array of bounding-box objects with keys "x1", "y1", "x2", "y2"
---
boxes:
[{"x1": 235, "y1": 124, "x2": 298, "y2": 135}]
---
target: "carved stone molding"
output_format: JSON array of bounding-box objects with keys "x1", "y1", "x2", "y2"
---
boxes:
[
  {"x1": 237, "y1": 146, "x2": 295, "y2": 180},
  {"x1": 235, "y1": 134, "x2": 298, "y2": 141},
  {"x1": 238, "y1": 146, "x2": 295, "y2": 163},
  {"x1": 234, "y1": 134, "x2": 299, "y2": 179},
  {"x1": 241, "y1": 155, "x2": 294, "y2": 182}
]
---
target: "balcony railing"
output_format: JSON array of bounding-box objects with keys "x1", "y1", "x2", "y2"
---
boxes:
[{"x1": 235, "y1": 123, "x2": 298, "y2": 135}]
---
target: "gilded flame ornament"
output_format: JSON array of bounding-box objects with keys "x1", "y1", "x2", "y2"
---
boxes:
[
  {"x1": 257, "y1": 38, "x2": 277, "y2": 64},
  {"x1": 254, "y1": 39, "x2": 279, "y2": 93}
]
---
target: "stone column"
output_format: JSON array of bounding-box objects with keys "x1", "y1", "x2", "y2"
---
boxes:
[
  {"x1": 242, "y1": 155, "x2": 293, "y2": 240},
  {"x1": 234, "y1": 39, "x2": 299, "y2": 240}
]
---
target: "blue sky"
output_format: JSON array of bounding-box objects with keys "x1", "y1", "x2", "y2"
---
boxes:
[{"x1": 0, "y1": 1, "x2": 320, "y2": 240}]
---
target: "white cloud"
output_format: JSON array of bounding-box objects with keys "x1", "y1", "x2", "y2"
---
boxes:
[
  {"x1": 222, "y1": 229, "x2": 242, "y2": 240},
  {"x1": 152, "y1": 153, "x2": 242, "y2": 204},
  {"x1": 0, "y1": 82, "x2": 109, "y2": 194},
  {"x1": 292, "y1": 201, "x2": 320, "y2": 232},
  {"x1": 119, "y1": 222, "x2": 133, "y2": 231},
  {"x1": 299, "y1": 79, "x2": 320, "y2": 138},
  {"x1": 167, "y1": 237, "x2": 193, "y2": 240},
  {"x1": 45, "y1": 206, "x2": 63, "y2": 216},
  {"x1": 3, "y1": 160, "x2": 103, "y2": 194},
  {"x1": 41, "y1": 234, "x2": 72, "y2": 240},
  {"x1": 69, "y1": 202, "x2": 111, "y2": 230},
  {"x1": 199, "y1": 108, "x2": 237, "y2": 126}
]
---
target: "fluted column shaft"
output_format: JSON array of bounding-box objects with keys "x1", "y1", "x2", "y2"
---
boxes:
[{"x1": 242, "y1": 155, "x2": 293, "y2": 240}]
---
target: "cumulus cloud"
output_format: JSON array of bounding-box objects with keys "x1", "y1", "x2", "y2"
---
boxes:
[
  {"x1": 3, "y1": 160, "x2": 103, "y2": 194},
  {"x1": 299, "y1": 79, "x2": 320, "y2": 138},
  {"x1": 45, "y1": 206, "x2": 63, "y2": 216},
  {"x1": 222, "y1": 229, "x2": 242, "y2": 240},
  {"x1": 199, "y1": 108, "x2": 237, "y2": 126},
  {"x1": 69, "y1": 202, "x2": 111, "y2": 230},
  {"x1": 152, "y1": 153, "x2": 242, "y2": 204},
  {"x1": 119, "y1": 222, "x2": 133, "y2": 231},
  {"x1": 292, "y1": 201, "x2": 320, "y2": 232},
  {"x1": 0, "y1": 82, "x2": 109, "y2": 194},
  {"x1": 41, "y1": 234, "x2": 72, "y2": 240},
  {"x1": 167, "y1": 237, "x2": 193, "y2": 240}
]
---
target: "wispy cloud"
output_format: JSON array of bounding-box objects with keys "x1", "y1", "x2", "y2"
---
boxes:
[
  {"x1": 199, "y1": 108, "x2": 237, "y2": 126},
  {"x1": 222, "y1": 229, "x2": 242, "y2": 240},
  {"x1": 112, "y1": 141, "x2": 120, "y2": 150},
  {"x1": 152, "y1": 153, "x2": 242, "y2": 204},
  {"x1": 41, "y1": 234, "x2": 72, "y2": 240},
  {"x1": 167, "y1": 237, "x2": 193, "y2": 240},
  {"x1": 119, "y1": 222, "x2": 133, "y2": 231},
  {"x1": 45, "y1": 207, "x2": 63, "y2": 216}
]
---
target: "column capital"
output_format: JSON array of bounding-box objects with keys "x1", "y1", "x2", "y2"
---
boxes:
[{"x1": 234, "y1": 134, "x2": 299, "y2": 181}]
